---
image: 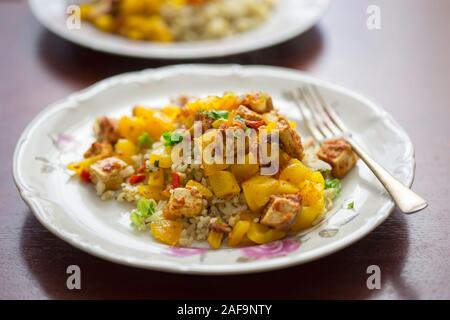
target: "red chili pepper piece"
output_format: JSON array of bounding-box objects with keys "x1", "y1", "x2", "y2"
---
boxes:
[
  {"x1": 171, "y1": 172, "x2": 181, "y2": 188},
  {"x1": 137, "y1": 165, "x2": 146, "y2": 174},
  {"x1": 245, "y1": 120, "x2": 265, "y2": 129},
  {"x1": 129, "y1": 175, "x2": 146, "y2": 184},
  {"x1": 231, "y1": 120, "x2": 246, "y2": 129},
  {"x1": 80, "y1": 169, "x2": 91, "y2": 183}
]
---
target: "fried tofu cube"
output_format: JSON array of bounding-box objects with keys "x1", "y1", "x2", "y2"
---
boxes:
[
  {"x1": 235, "y1": 105, "x2": 264, "y2": 121},
  {"x1": 93, "y1": 116, "x2": 120, "y2": 144},
  {"x1": 164, "y1": 187, "x2": 204, "y2": 218},
  {"x1": 277, "y1": 119, "x2": 304, "y2": 160},
  {"x1": 260, "y1": 194, "x2": 302, "y2": 230},
  {"x1": 240, "y1": 92, "x2": 274, "y2": 114},
  {"x1": 89, "y1": 156, "x2": 129, "y2": 190},
  {"x1": 194, "y1": 111, "x2": 214, "y2": 132},
  {"x1": 83, "y1": 141, "x2": 113, "y2": 159},
  {"x1": 317, "y1": 138, "x2": 358, "y2": 178}
]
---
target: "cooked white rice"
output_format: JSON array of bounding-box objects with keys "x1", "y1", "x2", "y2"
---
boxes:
[
  {"x1": 94, "y1": 142, "x2": 335, "y2": 246},
  {"x1": 161, "y1": 0, "x2": 276, "y2": 41},
  {"x1": 117, "y1": 183, "x2": 140, "y2": 202}
]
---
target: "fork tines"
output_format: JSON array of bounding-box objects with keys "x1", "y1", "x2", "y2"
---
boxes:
[{"x1": 285, "y1": 85, "x2": 350, "y2": 142}]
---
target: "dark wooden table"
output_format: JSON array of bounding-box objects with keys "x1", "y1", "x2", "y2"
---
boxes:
[{"x1": 1, "y1": 0, "x2": 449, "y2": 300}]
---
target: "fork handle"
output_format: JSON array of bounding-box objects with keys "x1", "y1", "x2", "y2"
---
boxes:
[{"x1": 346, "y1": 137, "x2": 428, "y2": 213}]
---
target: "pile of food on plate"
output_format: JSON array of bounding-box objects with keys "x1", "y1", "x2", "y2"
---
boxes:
[
  {"x1": 78, "y1": 0, "x2": 276, "y2": 42},
  {"x1": 68, "y1": 92, "x2": 358, "y2": 248}
]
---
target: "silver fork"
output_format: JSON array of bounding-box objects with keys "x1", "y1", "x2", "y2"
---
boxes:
[{"x1": 284, "y1": 85, "x2": 428, "y2": 214}]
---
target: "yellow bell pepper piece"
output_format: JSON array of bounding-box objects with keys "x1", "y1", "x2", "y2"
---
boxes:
[
  {"x1": 246, "y1": 222, "x2": 286, "y2": 244},
  {"x1": 120, "y1": 0, "x2": 151, "y2": 15},
  {"x1": 230, "y1": 163, "x2": 259, "y2": 182},
  {"x1": 299, "y1": 180, "x2": 324, "y2": 209},
  {"x1": 186, "y1": 180, "x2": 213, "y2": 199},
  {"x1": 291, "y1": 206, "x2": 321, "y2": 232},
  {"x1": 276, "y1": 180, "x2": 300, "y2": 194},
  {"x1": 118, "y1": 116, "x2": 146, "y2": 144},
  {"x1": 147, "y1": 168, "x2": 165, "y2": 187},
  {"x1": 208, "y1": 171, "x2": 240, "y2": 198},
  {"x1": 93, "y1": 15, "x2": 115, "y2": 32},
  {"x1": 142, "y1": 16, "x2": 173, "y2": 42},
  {"x1": 146, "y1": 111, "x2": 174, "y2": 140},
  {"x1": 242, "y1": 175, "x2": 279, "y2": 211},
  {"x1": 79, "y1": 3, "x2": 92, "y2": 20},
  {"x1": 228, "y1": 220, "x2": 251, "y2": 247},
  {"x1": 115, "y1": 138, "x2": 137, "y2": 164},
  {"x1": 220, "y1": 93, "x2": 239, "y2": 110},
  {"x1": 203, "y1": 163, "x2": 231, "y2": 176},
  {"x1": 132, "y1": 106, "x2": 154, "y2": 118},
  {"x1": 230, "y1": 153, "x2": 260, "y2": 182},
  {"x1": 242, "y1": 175, "x2": 302, "y2": 211},
  {"x1": 196, "y1": 130, "x2": 222, "y2": 175},
  {"x1": 161, "y1": 105, "x2": 181, "y2": 120},
  {"x1": 130, "y1": 107, "x2": 175, "y2": 140},
  {"x1": 279, "y1": 159, "x2": 313, "y2": 185},
  {"x1": 309, "y1": 171, "x2": 325, "y2": 187},
  {"x1": 207, "y1": 231, "x2": 224, "y2": 249},
  {"x1": 138, "y1": 185, "x2": 167, "y2": 201},
  {"x1": 149, "y1": 145, "x2": 173, "y2": 169},
  {"x1": 67, "y1": 155, "x2": 101, "y2": 176},
  {"x1": 212, "y1": 119, "x2": 227, "y2": 129},
  {"x1": 187, "y1": 95, "x2": 237, "y2": 114},
  {"x1": 151, "y1": 219, "x2": 183, "y2": 246},
  {"x1": 196, "y1": 129, "x2": 218, "y2": 154}
]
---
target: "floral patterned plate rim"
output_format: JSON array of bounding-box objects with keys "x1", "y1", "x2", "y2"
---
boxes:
[
  {"x1": 28, "y1": 0, "x2": 330, "y2": 59},
  {"x1": 13, "y1": 64, "x2": 415, "y2": 274}
]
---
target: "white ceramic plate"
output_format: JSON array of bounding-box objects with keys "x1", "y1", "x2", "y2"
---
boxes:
[
  {"x1": 28, "y1": 0, "x2": 330, "y2": 59},
  {"x1": 13, "y1": 65, "x2": 415, "y2": 274}
]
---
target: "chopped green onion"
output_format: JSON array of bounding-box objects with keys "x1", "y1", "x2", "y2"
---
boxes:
[
  {"x1": 204, "y1": 110, "x2": 229, "y2": 120},
  {"x1": 347, "y1": 201, "x2": 355, "y2": 209},
  {"x1": 325, "y1": 178, "x2": 342, "y2": 195},
  {"x1": 130, "y1": 211, "x2": 145, "y2": 230},
  {"x1": 137, "y1": 132, "x2": 152, "y2": 149},
  {"x1": 137, "y1": 198, "x2": 155, "y2": 215},
  {"x1": 170, "y1": 132, "x2": 184, "y2": 144},
  {"x1": 163, "y1": 131, "x2": 184, "y2": 146},
  {"x1": 130, "y1": 198, "x2": 156, "y2": 230},
  {"x1": 234, "y1": 115, "x2": 245, "y2": 123},
  {"x1": 245, "y1": 127, "x2": 252, "y2": 135}
]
